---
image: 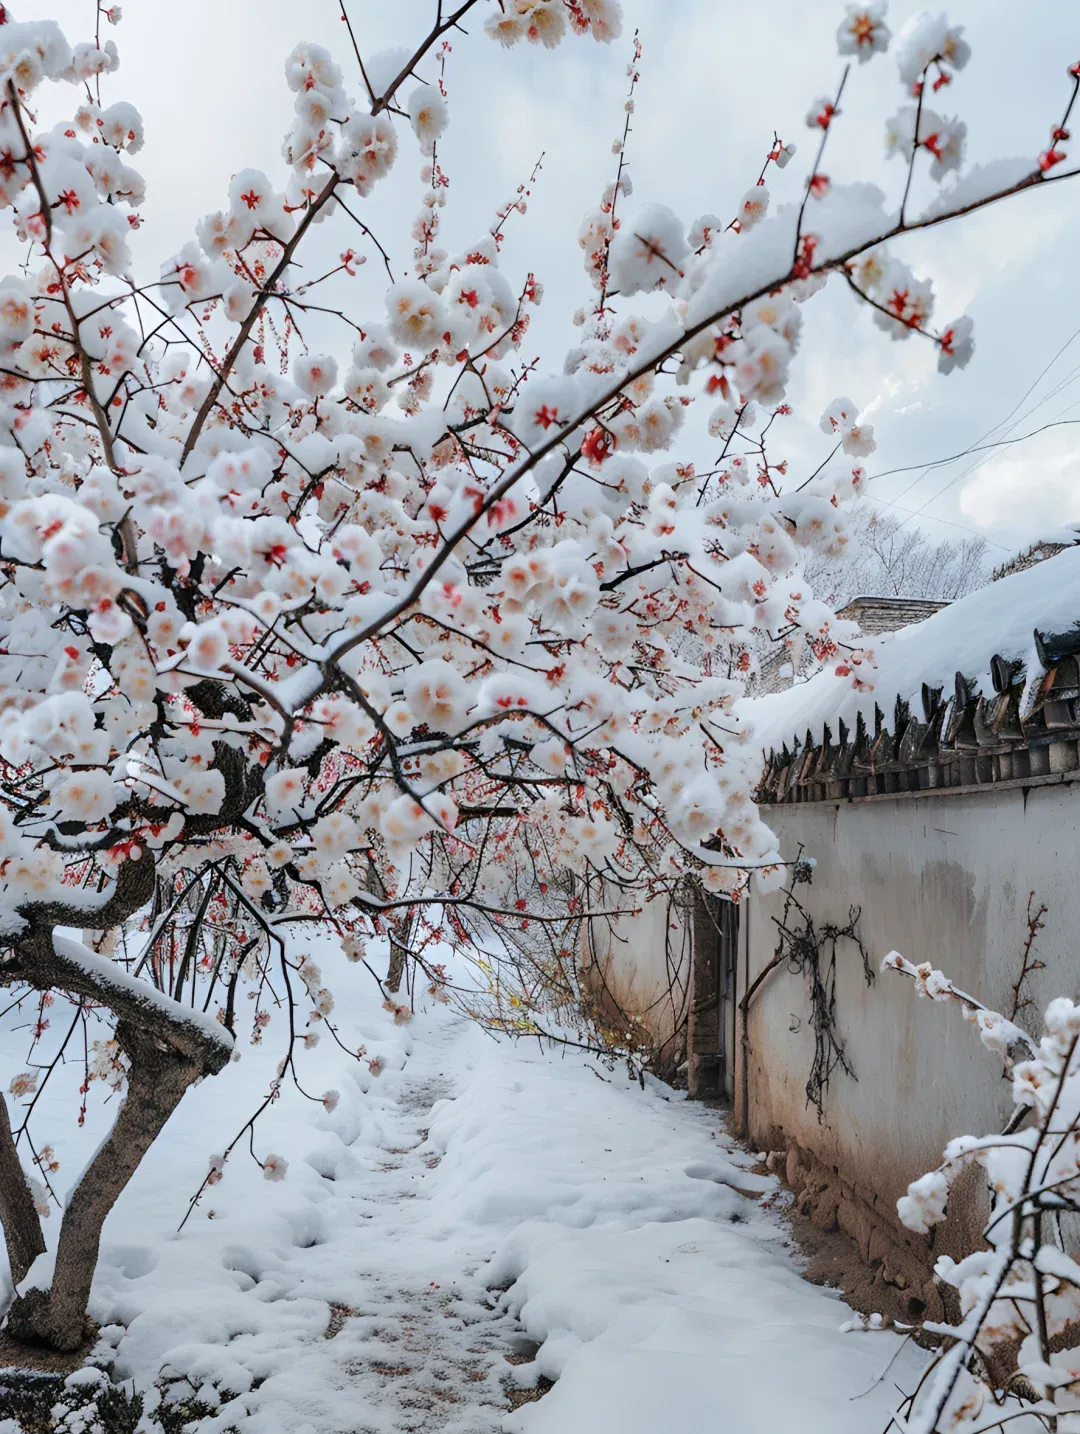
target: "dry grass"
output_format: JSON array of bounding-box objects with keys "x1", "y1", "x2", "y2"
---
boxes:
[
  {"x1": 324, "y1": 1303, "x2": 359, "y2": 1339},
  {"x1": 505, "y1": 1376, "x2": 554, "y2": 1410},
  {"x1": 503, "y1": 1343, "x2": 554, "y2": 1410}
]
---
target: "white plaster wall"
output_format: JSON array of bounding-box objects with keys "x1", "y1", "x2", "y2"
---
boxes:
[
  {"x1": 743, "y1": 780, "x2": 1080, "y2": 1218},
  {"x1": 586, "y1": 889, "x2": 690, "y2": 1057}
]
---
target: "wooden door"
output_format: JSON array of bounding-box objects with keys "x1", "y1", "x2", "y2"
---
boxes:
[{"x1": 688, "y1": 891, "x2": 739, "y2": 1099}]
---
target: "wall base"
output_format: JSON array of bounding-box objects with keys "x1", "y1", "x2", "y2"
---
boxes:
[{"x1": 765, "y1": 1137, "x2": 947, "y2": 1323}]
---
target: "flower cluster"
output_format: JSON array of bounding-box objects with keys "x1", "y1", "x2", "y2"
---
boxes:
[
  {"x1": 887, "y1": 956, "x2": 1080, "y2": 1431},
  {"x1": 0, "y1": 0, "x2": 1069, "y2": 1219},
  {"x1": 485, "y1": 0, "x2": 621, "y2": 49}
]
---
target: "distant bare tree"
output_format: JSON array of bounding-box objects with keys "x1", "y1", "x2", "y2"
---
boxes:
[{"x1": 805, "y1": 505, "x2": 989, "y2": 607}]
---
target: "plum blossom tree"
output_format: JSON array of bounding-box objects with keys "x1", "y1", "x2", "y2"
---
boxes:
[
  {"x1": 885, "y1": 953, "x2": 1080, "y2": 1433},
  {"x1": 0, "y1": 0, "x2": 1075, "y2": 1351}
]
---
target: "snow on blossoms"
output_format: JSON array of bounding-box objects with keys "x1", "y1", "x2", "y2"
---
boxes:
[
  {"x1": 0, "y1": 0, "x2": 1065, "y2": 1074},
  {"x1": 886, "y1": 956, "x2": 1080, "y2": 1430},
  {"x1": 836, "y1": 4, "x2": 890, "y2": 62},
  {"x1": 0, "y1": 0, "x2": 1055, "y2": 952},
  {"x1": 0, "y1": 0, "x2": 1055, "y2": 969},
  {"x1": 0, "y1": 0, "x2": 1071, "y2": 1364}
]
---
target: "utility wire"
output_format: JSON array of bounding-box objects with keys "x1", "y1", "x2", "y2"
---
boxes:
[
  {"x1": 895, "y1": 399, "x2": 1080, "y2": 529},
  {"x1": 871, "y1": 320, "x2": 1080, "y2": 528},
  {"x1": 869, "y1": 416, "x2": 1080, "y2": 486},
  {"x1": 864, "y1": 494, "x2": 1012, "y2": 551}
]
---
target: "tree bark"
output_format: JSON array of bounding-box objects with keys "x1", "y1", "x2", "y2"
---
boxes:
[
  {"x1": 363, "y1": 856, "x2": 411, "y2": 994},
  {"x1": 386, "y1": 914, "x2": 411, "y2": 993},
  {"x1": 0, "y1": 743, "x2": 238, "y2": 1348},
  {"x1": 0, "y1": 908, "x2": 230, "y2": 1350},
  {"x1": 0, "y1": 1092, "x2": 45, "y2": 1288},
  {"x1": 6, "y1": 1024, "x2": 200, "y2": 1351}
]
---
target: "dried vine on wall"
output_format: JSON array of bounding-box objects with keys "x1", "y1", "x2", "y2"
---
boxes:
[
  {"x1": 780, "y1": 890, "x2": 873, "y2": 1118},
  {"x1": 1007, "y1": 890, "x2": 1047, "y2": 1032},
  {"x1": 741, "y1": 857, "x2": 873, "y2": 1121}
]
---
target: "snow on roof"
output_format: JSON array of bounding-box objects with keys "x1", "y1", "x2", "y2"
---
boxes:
[
  {"x1": 835, "y1": 595, "x2": 952, "y2": 635},
  {"x1": 742, "y1": 546, "x2": 1080, "y2": 756}
]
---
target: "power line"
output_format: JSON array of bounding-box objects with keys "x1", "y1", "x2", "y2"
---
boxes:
[
  {"x1": 1016, "y1": 357, "x2": 1080, "y2": 418},
  {"x1": 864, "y1": 495, "x2": 1012, "y2": 551},
  {"x1": 869, "y1": 416, "x2": 1080, "y2": 486},
  {"x1": 894, "y1": 397, "x2": 1080, "y2": 528},
  {"x1": 979, "y1": 323, "x2": 1080, "y2": 445},
  {"x1": 874, "y1": 320, "x2": 1080, "y2": 516}
]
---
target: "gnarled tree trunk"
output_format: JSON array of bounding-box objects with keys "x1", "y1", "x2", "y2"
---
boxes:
[
  {"x1": 0, "y1": 685, "x2": 250, "y2": 1348},
  {"x1": 0, "y1": 872, "x2": 232, "y2": 1351},
  {"x1": 0, "y1": 1092, "x2": 45, "y2": 1289},
  {"x1": 6, "y1": 1025, "x2": 201, "y2": 1351}
]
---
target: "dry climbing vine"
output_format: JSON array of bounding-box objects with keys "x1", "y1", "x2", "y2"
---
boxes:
[
  {"x1": 741, "y1": 854, "x2": 872, "y2": 1121},
  {"x1": 779, "y1": 889, "x2": 872, "y2": 1118}
]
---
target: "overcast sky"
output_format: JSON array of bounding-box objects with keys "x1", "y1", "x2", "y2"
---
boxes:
[{"x1": 17, "y1": 0, "x2": 1080, "y2": 562}]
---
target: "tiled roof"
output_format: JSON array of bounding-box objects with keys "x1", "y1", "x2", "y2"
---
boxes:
[
  {"x1": 745, "y1": 547, "x2": 1080, "y2": 806},
  {"x1": 834, "y1": 596, "x2": 951, "y2": 634},
  {"x1": 991, "y1": 540, "x2": 1067, "y2": 583},
  {"x1": 756, "y1": 627, "x2": 1080, "y2": 805}
]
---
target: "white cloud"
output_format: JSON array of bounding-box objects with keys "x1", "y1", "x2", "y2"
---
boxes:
[{"x1": 959, "y1": 424, "x2": 1080, "y2": 537}]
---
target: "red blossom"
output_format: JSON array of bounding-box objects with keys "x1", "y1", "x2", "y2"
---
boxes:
[
  {"x1": 793, "y1": 232, "x2": 819, "y2": 280},
  {"x1": 581, "y1": 426, "x2": 613, "y2": 466}
]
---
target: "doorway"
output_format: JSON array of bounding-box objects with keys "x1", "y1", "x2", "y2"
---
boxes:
[{"x1": 687, "y1": 890, "x2": 739, "y2": 1099}]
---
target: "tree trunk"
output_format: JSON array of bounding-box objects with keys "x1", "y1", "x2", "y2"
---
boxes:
[
  {"x1": 6, "y1": 1025, "x2": 199, "y2": 1351},
  {"x1": 386, "y1": 916, "x2": 410, "y2": 993},
  {"x1": 366, "y1": 860, "x2": 411, "y2": 994},
  {"x1": 0, "y1": 1092, "x2": 45, "y2": 1288},
  {"x1": 0, "y1": 848, "x2": 230, "y2": 1350}
]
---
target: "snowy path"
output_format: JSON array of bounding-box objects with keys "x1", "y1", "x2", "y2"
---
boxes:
[
  {"x1": 87, "y1": 1012, "x2": 535, "y2": 1434},
  {"x1": 1, "y1": 944, "x2": 925, "y2": 1433}
]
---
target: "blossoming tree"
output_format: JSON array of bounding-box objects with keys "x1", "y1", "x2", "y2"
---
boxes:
[
  {"x1": 0, "y1": 0, "x2": 1074, "y2": 1351},
  {"x1": 885, "y1": 956, "x2": 1080, "y2": 1433}
]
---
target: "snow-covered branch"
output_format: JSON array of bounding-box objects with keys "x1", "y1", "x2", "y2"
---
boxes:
[
  {"x1": 885, "y1": 953, "x2": 1080, "y2": 1432},
  {"x1": 0, "y1": 0, "x2": 1073, "y2": 1354}
]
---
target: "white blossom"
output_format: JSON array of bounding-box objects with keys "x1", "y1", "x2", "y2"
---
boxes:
[{"x1": 262, "y1": 1153, "x2": 288, "y2": 1182}]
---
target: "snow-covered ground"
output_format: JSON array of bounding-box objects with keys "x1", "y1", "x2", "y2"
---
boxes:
[{"x1": 0, "y1": 930, "x2": 924, "y2": 1432}]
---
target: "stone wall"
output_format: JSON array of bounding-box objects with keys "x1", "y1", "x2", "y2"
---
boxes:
[{"x1": 764, "y1": 1136, "x2": 959, "y2": 1320}]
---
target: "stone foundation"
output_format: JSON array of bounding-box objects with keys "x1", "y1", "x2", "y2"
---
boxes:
[{"x1": 765, "y1": 1138, "x2": 950, "y2": 1322}]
